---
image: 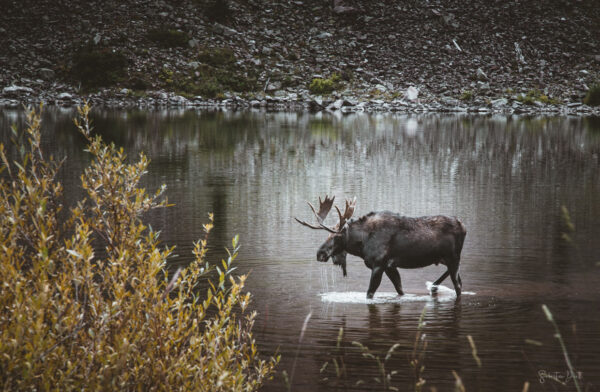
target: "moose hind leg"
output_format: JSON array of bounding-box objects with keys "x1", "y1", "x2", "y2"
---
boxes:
[
  {"x1": 367, "y1": 266, "x2": 385, "y2": 299},
  {"x1": 449, "y1": 264, "x2": 462, "y2": 297},
  {"x1": 385, "y1": 268, "x2": 404, "y2": 296}
]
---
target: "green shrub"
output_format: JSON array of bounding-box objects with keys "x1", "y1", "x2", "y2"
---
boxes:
[
  {"x1": 584, "y1": 83, "x2": 600, "y2": 106},
  {"x1": 0, "y1": 105, "x2": 278, "y2": 391},
  {"x1": 198, "y1": 47, "x2": 236, "y2": 67},
  {"x1": 147, "y1": 28, "x2": 190, "y2": 48},
  {"x1": 72, "y1": 47, "x2": 128, "y2": 88},
  {"x1": 173, "y1": 48, "x2": 257, "y2": 97},
  {"x1": 309, "y1": 73, "x2": 342, "y2": 95},
  {"x1": 459, "y1": 90, "x2": 474, "y2": 101},
  {"x1": 517, "y1": 89, "x2": 560, "y2": 105},
  {"x1": 127, "y1": 73, "x2": 150, "y2": 90}
]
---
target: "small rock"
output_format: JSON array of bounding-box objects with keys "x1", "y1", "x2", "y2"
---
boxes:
[
  {"x1": 477, "y1": 81, "x2": 490, "y2": 91},
  {"x1": 93, "y1": 33, "x2": 101, "y2": 45},
  {"x1": 223, "y1": 26, "x2": 238, "y2": 37},
  {"x1": 405, "y1": 86, "x2": 419, "y2": 101},
  {"x1": 39, "y1": 68, "x2": 55, "y2": 80},
  {"x1": 57, "y1": 92, "x2": 72, "y2": 100},
  {"x1": 476, "y1": 68, "x2": 488, "y2": 81},
  {"x1": 332, "y1": 0, "x2": 357, "y2": 14},
  {"x1": 262, "y1": 46, "x2": 272, "y2": 56},
  {"x1": 266, "y1": 81, "x2": 282, "y2": 91},
  {"x1": 169, "y1": 95, "x2": 188, "y2": 105},
  {"x1": 188, "y1": 61, "x2": 200, "y2": 69},
  {"x1": 120, "y1": 88, "x2": 130, "y2": 95},
  {"x1": 595, "y1": 55, "x2": 600, "y2": 63},
  {"x1": 441, "y1": 97, "x2": 459, "y2": 106},
  {"x1": 491, "y1": 98, "x2": 508, "y2": 108},
  {"x1": 309, "y1": 98, "x2": 324, "y2": 111},
  {"x1": 374, "y1": 83, "x2": 387, "y2": 92},
  {"x1": 188, "y1": 39, "x2": 199, "y2": 48},
  {"x1": 316, "y1": 32, "x2": 332, "y2": 39},
  {"x1": 214, "y1": 23, "x2": 238, "y2": 37},
  {"x1": 327, "y1": 99, "x2": 344, "y2": 111}
]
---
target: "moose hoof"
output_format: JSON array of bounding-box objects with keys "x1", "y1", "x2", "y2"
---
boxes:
[
  {"x1": 366, "y1": 293, "x2": 374, "y2": 299},
  {"x1": 430, "y1": 285, "x2": 439, "y2": 294}
]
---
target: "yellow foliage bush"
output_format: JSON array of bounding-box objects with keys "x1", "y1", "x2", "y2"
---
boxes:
[{"x1": 0, "y1": 105, "x2": 278, "y2": 391}]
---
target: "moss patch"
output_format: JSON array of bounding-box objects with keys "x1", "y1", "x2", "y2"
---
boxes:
[
  {"x1": 517, "y1": 89, "x2": 560, "y2": 105},
  {"x1": 71, "y1": 47, "x2": 128, "y2": 88},
  {"x1": 159, "y1": 48, "x2": 257, "y2": 98},
  {"x1": 308, "y1": 73, "x2": 342, "y2": 95},
  {"x1": 198, "y1": 47, "x2": 236, "y2": 67},
  {"x1": 147, "y1": 29, "x2": 189, "y2": 48},
  {"x1": 459, "y1": 90, "x2": 474, "y2": 101}
]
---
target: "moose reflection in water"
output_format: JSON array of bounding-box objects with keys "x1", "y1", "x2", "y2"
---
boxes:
[{"x1": 295, "y1": 195, "x2": 467, "y2": 298}]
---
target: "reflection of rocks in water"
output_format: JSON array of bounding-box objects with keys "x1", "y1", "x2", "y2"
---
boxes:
[{"x1": 584, "y1": 116, "x2": 600, "y2": 135}]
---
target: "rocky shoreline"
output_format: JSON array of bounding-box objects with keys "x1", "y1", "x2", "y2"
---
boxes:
[
  {"x1": 2, "y1": 0, "x2": 599, "y2": 115},
  {"x1": 1, "y1": 86, "x2": 599, "y2": 115}
]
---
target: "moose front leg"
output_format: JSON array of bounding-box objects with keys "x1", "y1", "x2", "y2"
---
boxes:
[
  {"x1": 367, "y1": 265, "x2": 385, "y2": 299},
  {"x1": 385, "y1": 267, "x2": 404, "y2": 296}
]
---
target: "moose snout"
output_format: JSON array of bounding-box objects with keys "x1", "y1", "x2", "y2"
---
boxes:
[{"x1": 316, "y1": 250, "x2": 329, "y2": 262}]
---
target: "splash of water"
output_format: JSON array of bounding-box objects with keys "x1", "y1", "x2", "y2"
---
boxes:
[{"x1": 321, "y1": 282, "x2": 475, "y2": 304}]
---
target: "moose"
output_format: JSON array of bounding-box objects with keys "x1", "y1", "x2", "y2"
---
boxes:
[{"x1": 295, "y1": 195, "x2": 467, "y2": 299}]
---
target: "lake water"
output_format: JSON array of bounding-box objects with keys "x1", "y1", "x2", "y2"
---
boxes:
[{"x1": 2, "y1": 108, "x2": 599, "y2": 391}]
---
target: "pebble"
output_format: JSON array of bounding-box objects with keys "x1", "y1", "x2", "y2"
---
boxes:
[{"x1": 57, "y1": 92, "x2": 73, "y2": 100}]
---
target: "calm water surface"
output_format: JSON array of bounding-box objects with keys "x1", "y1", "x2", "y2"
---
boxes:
[{"x1": 2, "y1": 109, "x2": 600, "y2": 391}]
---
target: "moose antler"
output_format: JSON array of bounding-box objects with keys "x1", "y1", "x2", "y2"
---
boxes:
[
  {"x1": 334, "y1": 197, "x2": 356, "y2": 230},
  {"x1": 295, "y1": 195, "x2": 338, "y2": 232},
  {"x1": 295, "y1": 195, "x2": 356, "y2": 233},
  {"x1": 309, "y1": 195, "x2": 335, "y2": 224}
]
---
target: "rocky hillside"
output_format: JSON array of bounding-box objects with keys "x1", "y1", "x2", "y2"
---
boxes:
[{"x1": 1, "y1": 0, "x2": 599, "y2": 109}]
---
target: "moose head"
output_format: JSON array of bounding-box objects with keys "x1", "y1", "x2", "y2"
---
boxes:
[{"x1": 294, "y1": 195, "x2": 356, "y2": 275}]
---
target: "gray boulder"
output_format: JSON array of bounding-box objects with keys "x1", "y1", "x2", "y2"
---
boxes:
[{"x1": 3, "y1": 85, "x2": 34, "y2": 95}]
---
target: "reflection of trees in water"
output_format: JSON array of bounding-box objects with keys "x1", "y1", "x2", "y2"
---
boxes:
[
  {"x1": 4, "y1": 109, "x2": 599, "y2": 162},
  {"x1": 206, "y1": 179, "x2": 229, "y2": 265},
  {"x1": 2, "y1": 108, "x2": 599, "y2": 272}
]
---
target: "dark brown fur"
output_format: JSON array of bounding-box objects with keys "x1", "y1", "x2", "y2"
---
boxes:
[{"x1": 318, "y1": 211, "x2": 466, "y2": 298}]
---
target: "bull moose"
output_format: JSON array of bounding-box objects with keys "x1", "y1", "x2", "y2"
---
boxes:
[{"x1": 295, "y1": 195, "x2": 466, "y2": 299}]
